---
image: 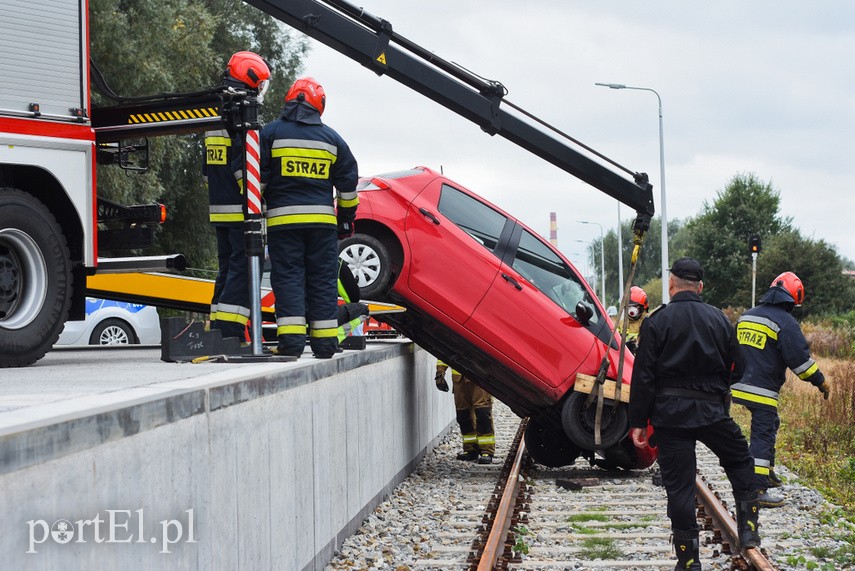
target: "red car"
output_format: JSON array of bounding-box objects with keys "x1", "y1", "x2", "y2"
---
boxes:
[{"x1": 338, "y1": 167, "x2": 655, "y2": 470}]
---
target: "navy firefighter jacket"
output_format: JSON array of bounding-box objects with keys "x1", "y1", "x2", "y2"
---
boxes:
[
  {"x1": 731, "y1": 286, "x2": 824, "y2": 407},
  {"x1": 628, "y1": 290, "x2": 744, "y2": 430},
  {"x1": 259, "y1": 102, "x2": 359, "y2": 231},
  {"x1": 203, "y1": 129, "x2": 245, "y2": 225}
]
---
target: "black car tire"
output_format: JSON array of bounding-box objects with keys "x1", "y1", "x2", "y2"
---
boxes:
[
  {"x1": 561, "y1": 390, "x2": 629, "y2": 451},
  {"x1": 0, "y1": 188, "x2": 72, "y2": 367},
  {"x1": 89, "y1": 318, "x2": 136, "y2": 345},
  {"x1": 339, "y1": 234, "x2": 393, "y2": 300},
  {"x1": 525, "y1": 417, "x2": 581, "y2": 467}
]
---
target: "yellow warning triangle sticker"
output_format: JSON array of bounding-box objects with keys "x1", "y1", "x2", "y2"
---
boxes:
[{"x1": 376, "y1": 51, "x2": 387, "y2": 66}]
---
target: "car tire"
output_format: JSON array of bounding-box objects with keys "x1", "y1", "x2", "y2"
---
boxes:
[
  {"x1": 561, "y1": 390, "x2": 629, "y2": 451},
  {"x1": 339, "y1": 234, "x2": 393, "y2": 300},
  {"x1": 89, "y1": 318, "x2": 136, "y2": 345},
  {"x1": 524, "y1": 417, "x2": 581, "y2": 467},
  {"x1": 0, "y1": 188, "x2": 72, "y2": 367}
]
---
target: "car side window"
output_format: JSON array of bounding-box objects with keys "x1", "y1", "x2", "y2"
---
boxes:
[
  {"x1": 512, "y1": 229, "x2": 600, "y2": 325},
  {"x1": 438, "y1": 184, "x2": 507, "y2": 253}
]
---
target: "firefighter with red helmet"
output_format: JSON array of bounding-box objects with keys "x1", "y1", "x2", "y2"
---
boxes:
[
  {"x1": 205, "y1": 51, "x2": 270, "y2": 340},
  {"x1": 618, "y1": 285, "x2": 649, "y2": 354},
  {"x1": 260, "y1": 77, "x2": 359, "y2": 358},
  {"x1": 731, "y1": 271, "x2": 831, "y2": 507}
]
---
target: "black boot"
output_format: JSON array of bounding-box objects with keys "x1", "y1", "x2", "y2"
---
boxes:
[
  {"x1": 768, "y1": 469, "x2": 783, "y2": 488},
  {"x1": 757, "y1": 488, "x2": 785, "y2": 508},
  {"x1": 736, "y1": 496, "x2": 761, "y2": 549},
  {"x1": 672, "y1": 529, "x2": 702, "y2": 570}
]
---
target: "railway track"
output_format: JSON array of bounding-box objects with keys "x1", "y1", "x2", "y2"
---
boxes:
[{"x1": 325, "y1": 402, "x2": 844, "y2": 571}]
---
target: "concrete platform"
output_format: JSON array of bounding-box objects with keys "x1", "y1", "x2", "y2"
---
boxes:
[{"x1": 0, "y1": 341, "x2": 454, "y2": 570}]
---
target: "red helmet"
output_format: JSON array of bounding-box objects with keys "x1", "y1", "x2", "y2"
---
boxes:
[
  {"x1": 285, "y1": 77, "x2": 326, "y2": 115},
  {"x1": 226, "y1": 51, "x2": 270, "y2": 89},
  {"x1": 771, "y1": 271, "x2": 804, "y2": 305},
  {"x1": 629, "y1": 286, "x2": 649, "y2": 311}
]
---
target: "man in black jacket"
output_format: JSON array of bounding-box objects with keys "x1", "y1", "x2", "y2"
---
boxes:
[{"x1": 629, "y1": 258, "x2": 760, "y2": 570}]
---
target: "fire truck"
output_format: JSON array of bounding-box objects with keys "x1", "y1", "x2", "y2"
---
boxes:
[{"x1": 0, "y1": 0, "x2": 653, "y2": 371}]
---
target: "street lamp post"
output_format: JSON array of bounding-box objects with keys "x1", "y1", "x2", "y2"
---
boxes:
[
  {"x1": 577, "y1": 221, "x2": 605, "y2": 303},
  {"x1": 595, "y1": 82, "x2": 669, "y2": 303},
  {"x1": 617, "y1": 203, "x2": 624, "y2": 300}
]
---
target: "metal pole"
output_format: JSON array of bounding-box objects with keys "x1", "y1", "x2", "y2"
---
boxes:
[
  {"x1": 751, "y1": 252, "x2": 757, "y2": 307},
  {"x1": 595, "y1": 83, "x2": 668, "y2": 302},
  {"x1": 656, "y1": 94, "x2": 669, "y2": 303},
  {"x1": 617, "y1": 203, "x2": 624, "y2": 300},
  {"x1": 577, "y1": 221, "x2": 605, "y2": 302}
]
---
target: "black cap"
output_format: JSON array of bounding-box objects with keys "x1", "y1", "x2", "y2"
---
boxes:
[{"x1": 669, "y1": 257, "x2": 704, "y2": 281}]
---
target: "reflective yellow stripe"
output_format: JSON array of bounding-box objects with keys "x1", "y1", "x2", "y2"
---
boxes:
[
  {"x1": 337, "y1": 196, "x2": 360, "y2": 208},
  {"x1": 216, "y1": 312, "x2": 249, "y2": 325},
  {"x1": 738, "y1": 321, "x2": 778, "y2": 340},
  {"x1": 268, "y1": 213, "x2": 336, "y2": 227},
  {"x1": 271, "y1": 147, "x2": 337, "y2": 162},
  {"x1": 797, "y1": 362, "x2": 819, "y2": 379},
  {"x1": 209, "y1": 213, "x2": 244, "y2": 222},
  {"x1": 731, "y1": 389, "x2": 779, "y2": 408},
  {"x1": 277, "y1": 324, "x2": 307, "y2": 335},
  {"x1": 462, "y1": 434, "x2": 477, "y2": 444},
  {"x1": 477, "y1": 435, "x2": 496, "y2": 446},
  {"x1": 205, "y1": 136, "x2": 231, "y2": 146},
  {"x1": 755, "y1": 465, "x2": 770, "y2": 475},
  {"x1": 309, "y1": 327, "x2": 338, "y2": 339}
]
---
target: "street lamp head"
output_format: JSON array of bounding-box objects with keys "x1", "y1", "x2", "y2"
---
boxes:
[{"x1": 595, "y1": 82, "x2": 626, "y2": 90}]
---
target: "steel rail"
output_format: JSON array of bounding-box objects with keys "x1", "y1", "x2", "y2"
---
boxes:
[
  {"x1": 477, "y1": 419, "x2": 528, "y2": 571},
  {"x1": 695, "y1": 474, "x2": 778, "y2": 571}
]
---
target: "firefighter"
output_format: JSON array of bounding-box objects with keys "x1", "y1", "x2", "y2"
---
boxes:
[
  {"x1": 336, "y1": 260, "x2": 369, "y2": 343},
  {"x1": 731, "y1": 271, "x2": 830, "y2": 508},
  {"x1": 435, "y1": 360, "x2": 496, "y2": 464},
  {"x1": 260, "y1": 77, "x2": 359, "y2": 358},
  {"x1": 629, "y1": 258, "x2": 759, "y2": 570},
  {"x1": 618, "y1": 285, "x2": 649, "y2": 354},
  {"x1": 205, "y1": 52, "x2": 270, "y2": 341}
]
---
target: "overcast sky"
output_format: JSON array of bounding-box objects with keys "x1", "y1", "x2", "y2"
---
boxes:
[{"x1": 294, "y1": 1, "x2": 855, "y2": 272}]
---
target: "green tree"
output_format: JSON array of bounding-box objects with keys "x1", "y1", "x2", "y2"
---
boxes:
[
  {"x1": 683, "y1": 173, "x2": 791, "y2": 308},
  {"x1": 89, "y1": 0, "x2": 307, "y2": 269},
  {"x1": 757, "y1": 231, "x2": 855, "y2": 317}
]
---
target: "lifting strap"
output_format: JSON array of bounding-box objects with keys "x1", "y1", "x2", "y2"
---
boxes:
[{"x1": 588, "y1": 226, "x2": 646, "y2": 448}]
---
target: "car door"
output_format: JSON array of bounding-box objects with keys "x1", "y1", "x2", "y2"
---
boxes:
[
  {"x1": 465, "y1": 225, "x2": 606, "y2": 395},
  {"x1": 405, "y1": 181, "x2": 512, "y2": 324}
]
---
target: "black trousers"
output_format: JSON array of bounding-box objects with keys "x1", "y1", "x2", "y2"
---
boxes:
[
  {"x1": 211, "y1": 225, "x2": 250, "y2": 340},
  {"x1": 655, "y1": 419, "x2": 754, "y2": 530}
]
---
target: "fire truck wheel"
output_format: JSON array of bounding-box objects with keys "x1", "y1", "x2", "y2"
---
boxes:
[
  {"x1": 339, "y1": 234, "x2": 393, "y2": 300},
  {"x1": 90, "y1": 318, "x2": 136, "y2": 346},
  {"x1": 561, "y1": 390, "x2": 628, "y2": 452},
  {"x1": 0, "y1": 188, "x2": 72, "y2": 367},
  {"x1": 524, "y1": 417, "x2": 581, "y2": 467}
]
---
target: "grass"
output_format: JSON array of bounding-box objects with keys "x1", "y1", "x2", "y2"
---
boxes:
[{"x1": 579, "y1": 537, "x2": 623, "y2": 560}]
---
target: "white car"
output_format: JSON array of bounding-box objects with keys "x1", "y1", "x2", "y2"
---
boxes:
[{"x1": 55, "y1": 298, "x2": 161, "y2": 346}]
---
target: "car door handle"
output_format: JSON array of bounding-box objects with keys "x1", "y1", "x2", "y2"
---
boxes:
[
  {"x1": 418, "y1": 208, "x2": 440, "y2": 225},
  {"x1": 501, "y1": 273, "x2": 523, "y2": 290}
]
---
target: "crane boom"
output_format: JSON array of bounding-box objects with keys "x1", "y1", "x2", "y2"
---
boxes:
[{"x1": 243, "y1": 0, "x2": 655, "y2": 225}]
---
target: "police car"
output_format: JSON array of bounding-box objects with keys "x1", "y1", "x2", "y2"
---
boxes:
[{"x1": 55, "y1": 298, "x2": 161, "y2": 346}]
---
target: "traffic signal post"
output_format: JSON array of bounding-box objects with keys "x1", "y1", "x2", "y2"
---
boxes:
[{"x1": 749, "y1": 235, "x2": 762, "y2": 307}]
